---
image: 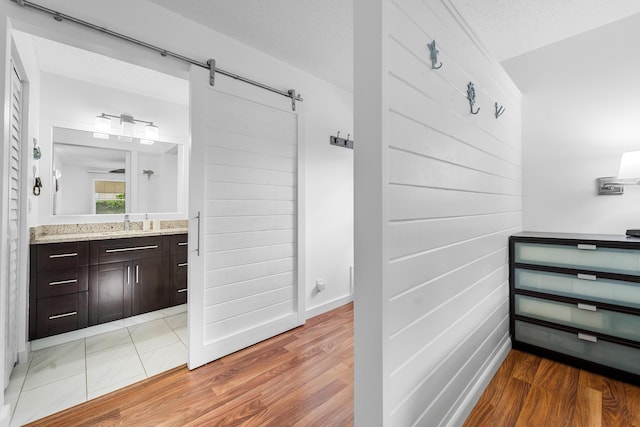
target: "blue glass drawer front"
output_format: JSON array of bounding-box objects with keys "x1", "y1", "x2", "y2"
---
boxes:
[
  {"x1": 515, "y1": 320, "x2": 640, "y2": 375},
  {"x1": 514, "y1": 268, "x2": 640, "y2": 310},
  {"x1": 515, "y1": 294, "x2": 640, "y2": 342},
  {"x1": 514, "y1": 242, "x2": 640, "y2": 276}
]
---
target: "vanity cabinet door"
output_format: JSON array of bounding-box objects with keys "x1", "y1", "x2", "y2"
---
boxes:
[
  {"x1": 89, "y1": 262, "x2": 132, "y2": 325},
  {"x1": 132, "y1": 256, "x2": 166, "y2": 315}
]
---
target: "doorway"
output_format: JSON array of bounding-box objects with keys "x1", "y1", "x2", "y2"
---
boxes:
[{"x1": 5, "y1": 30, "x2": 190, "y2": 425}]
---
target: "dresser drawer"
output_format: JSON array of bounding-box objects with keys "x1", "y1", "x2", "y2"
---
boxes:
[
  {"x1": 514, "y1": 242, "x2": 640, "y2": 275},
  {"x1": 515, "y1": 320, "x2": 640, "y2": 376},
  {"x1": 35, "y1": 292, "x2": 88, "y2": 339},
  {"x1": 36, "y1": 241, "x2": 89, "y2": 271},
  {"x1": 36, "y1": 267, "x2": 89, "y2": 298},
  {"x1": 514, "y1": 268, "x2": 640, "y2": 310},
  {"x1": 515, "y1": 294, "x2": 640, "y2": 342}
]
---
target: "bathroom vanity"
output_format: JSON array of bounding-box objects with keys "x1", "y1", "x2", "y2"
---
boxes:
[
  {"x1": 510, "y1": 231, "x2": 640, "y2": 385},
  {"x1": 29, "y1": 223, "x2": 187, "y2": 340}
]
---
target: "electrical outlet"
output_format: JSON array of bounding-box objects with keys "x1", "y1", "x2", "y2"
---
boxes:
[{"x1": 316, "y1": 279, "x2": 326, "y2": 292}]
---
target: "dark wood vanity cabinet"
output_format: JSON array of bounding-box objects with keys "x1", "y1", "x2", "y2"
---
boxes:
[
  {"x1": 30, "y1": 232, "x2": 188, "y2": 339},
  {"x1": 163, "y1": 234, "x2": 188, "y2": 306},
  {"x1": 89, "y1": 236, "x2": 166, "y2": 326},
  {"x1": 29, "y1": 241, "x2": 89, "y2": 340}
]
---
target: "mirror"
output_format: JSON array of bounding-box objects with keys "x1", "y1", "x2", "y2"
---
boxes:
[{"x1": 51, "y1": 126, "x2": 184, "y2": 216}]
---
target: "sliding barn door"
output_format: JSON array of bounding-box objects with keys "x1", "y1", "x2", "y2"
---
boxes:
[{"x1": 188, "y1": 66, "x2": 305, "y2": 369}]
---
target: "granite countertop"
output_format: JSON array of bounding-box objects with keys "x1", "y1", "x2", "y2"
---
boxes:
[{"x1": 30, "y1": 220, "x2": 188, "y2": 244}]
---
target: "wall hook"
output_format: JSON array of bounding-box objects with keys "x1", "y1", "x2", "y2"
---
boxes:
[
  {"x1": 494, "y1": 102, "x2": 505, "y2": 118},
  {"x1": 329, "y1": 131, "x2": 353, "y2": 149},
  {"x1": 466, "y1": 82, "x2": 480, "y2": 115},
  {"x1": 427, "y1": 40, "x2": 442, "y2": 69}
]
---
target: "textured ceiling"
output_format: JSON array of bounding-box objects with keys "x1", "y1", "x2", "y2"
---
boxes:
[
  {"x1": 148, "y1": 0, "x2": 640, "y2": 91},
  {"x1": 147, "y1": 0, "x2": 353, "y2": 91},
  {"x1": 450, "y1": 0, "x2": 640, "y2": 61}
]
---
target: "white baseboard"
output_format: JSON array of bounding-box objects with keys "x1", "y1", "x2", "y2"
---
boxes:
[
  {"x1": 305, "y1": 293, "x2": 353, "y2": 319},
  {"x1": 0, "y1": 404, "x2": 10, "y2": 427},
  {"x1": 445, "y1": 335, "x2": 511, "y2": 427}
]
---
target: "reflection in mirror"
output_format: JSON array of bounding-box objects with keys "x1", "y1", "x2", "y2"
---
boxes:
[{"x1": 52, "y1": 127, "x2": 182, "y2": 216}]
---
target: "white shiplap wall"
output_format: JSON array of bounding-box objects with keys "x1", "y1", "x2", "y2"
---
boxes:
[{"x1": 354, "y1": 0, "x2": 522, "y2": 425}]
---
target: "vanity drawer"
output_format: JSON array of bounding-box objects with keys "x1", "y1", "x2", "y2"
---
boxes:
[
  {"x1": 515, "y1": 320, "x2": 640, "y2": 376},
  {"x1": 515, "y1": 294, "x2": 640, "y2": 342},
  {"x1": 36, "y1": 241, "x2": 89, "y2": 271},
  {"x1": 514, "y1": 268, "x2": 640, "y2": 310},
  {"x1": 35, "y1": 292, "x2": 88, "y2": 339},
  {"x1": 514, "y1": 242, "x2": 640, "y2": 276},
  {"x1": 91, "y1": 236, "x2": 163, "y2": 263},
  {"x1": 36, "y1": 267, "x2": 88, "y2": 298}
]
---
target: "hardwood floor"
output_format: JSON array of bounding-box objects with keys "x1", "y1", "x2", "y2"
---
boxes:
[
  {"x1": 26, "y1": 303, "x2": 640, "y2": 427},
  {"x1": 464, "y1": 349, "x2": 640, "y2": 427},
  {"x1": 26, "y1": 303, "x2": 354, "y2": 427}
]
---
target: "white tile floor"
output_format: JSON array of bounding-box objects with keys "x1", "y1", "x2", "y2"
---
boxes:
[{"x1": 5, "y1": 305, "x2": 188, "y2": 427}]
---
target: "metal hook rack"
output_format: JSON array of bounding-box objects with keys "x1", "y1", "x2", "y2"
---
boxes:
[
  {"x1": 495, "y1": 102, "x2": 505, "y2": 118},
  {"x1": 330, "y1": 131, "x2": 354, "y2": 149}
]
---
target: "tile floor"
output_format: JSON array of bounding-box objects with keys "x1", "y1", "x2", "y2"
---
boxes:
[{"x1": 4, "y1": 305, "x2": 188, "y2": 427}]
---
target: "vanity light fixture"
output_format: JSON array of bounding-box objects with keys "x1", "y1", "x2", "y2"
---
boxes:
[
  {"x1": 118, "y1": 114, "x2": 135, "y2": 142},
  {"x1": 94, "y1": 114, "x2": 111, "y2": 139},
  {"x1": 144, "y1": 123, "x2": 159, "y2": 140},
  {"x1": 93, "y1": 112, "x2": 160, "y2": 143}
]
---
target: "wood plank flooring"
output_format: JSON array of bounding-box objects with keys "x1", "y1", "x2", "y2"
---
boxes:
[
  {"x1": 25, "y1": 304, "x2": 640, "y2": 426},
  {"x1": 26, "y1": 303, "x2": 354, "y2": 427},
  {"x1": 464, "y1": 349, "x2": 640, "y2": 427}
]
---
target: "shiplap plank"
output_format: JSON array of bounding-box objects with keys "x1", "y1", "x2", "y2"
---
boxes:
[
  {"x1": 389, "y1": 108, "x2": 520, "y2": 182},
  {"x1": 205, "y1": 243, "x2": 295, "y2": 269},
  {"x1": 389, "y1": 212, "x2": 521, "y2": 259},
  {"x1": 206, "y1": 93, "x2": 296, "y2": 141},
  {"x1": 205, "y1": 229, "x2": 294, "y2": 252},
  {"x1": 388, "y1": 248, "x2": 507, "y2": 333},
  {"x1": 206, "y1": 164, "x2": 295, "y2": 186},
  {"x1": 206, "y1": 146, "x2": 295, "y2": 173},
  {"x1": 388, "y1": 267, "x2": 507, "y2": 370},
  {"x1": 206, "y1": 182, "x2": 295, "y2": 201},
  {"x1": 205, "y1": 272, "x2": 294, "y2": 305},
  {"x1": 206, "y1": 215, "x2": 294, "y2": 234},
  {"x1": 387, "y1": 228, "x2": 516, "y2": 297},
  {"x1": 206, "y1": 200, "x2": 295, "y2": 217},
  {"x1": 205, "y1": 286, "x2": 294, "y2": 323},
  {"x1": 204, "y1": 301, "x2": 295, "y2": 343},
  {"x1": 206, "y1": 128, "x2": 296, "y2": 157},
  {"x1": 389, "y1": 148, "x2": 520, "y2": 195},
  {"x1": 389, "y1": 184, "x2": 521, "y2": 221},
  {"x1": 204, "y1": 257, "x2": 295, "y2": 288}
]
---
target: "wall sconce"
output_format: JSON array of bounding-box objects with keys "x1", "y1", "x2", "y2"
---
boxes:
[
  {"x1": 597, "y1": 151, "x2": 640, "y2": 195},
  {"x1": 93, "y1": 113, "x2": 160, "y2": 144}
]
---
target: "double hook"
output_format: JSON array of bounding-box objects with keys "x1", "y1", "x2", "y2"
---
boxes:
[{"x1": 494, "y1": 102, "x2": 505, "y2": 118}]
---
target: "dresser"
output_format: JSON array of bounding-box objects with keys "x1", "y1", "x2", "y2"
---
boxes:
[{"x1": 510, "y1": 232, "x2": 640, "y2": 385}]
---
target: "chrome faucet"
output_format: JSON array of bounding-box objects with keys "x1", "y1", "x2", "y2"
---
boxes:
[{"x1": 124, "y1": 214, "x2": 130, "y2": 231}]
